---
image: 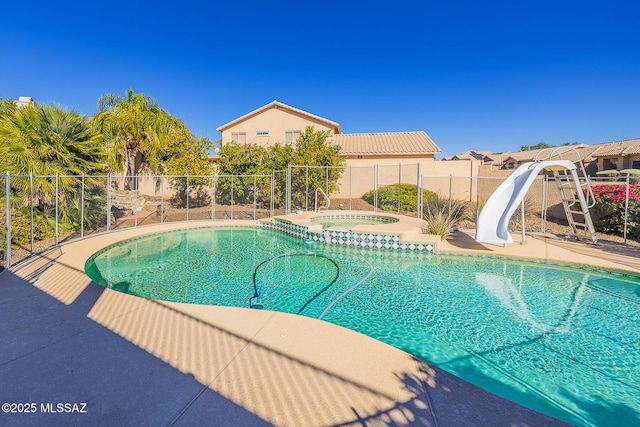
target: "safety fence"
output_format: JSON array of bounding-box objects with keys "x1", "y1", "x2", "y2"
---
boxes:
[{"x1": 1, "y1": 165, "x2": 638, "y2": 269}]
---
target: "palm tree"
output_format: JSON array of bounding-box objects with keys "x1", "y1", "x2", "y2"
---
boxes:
[
  {"x1": 0, "y1": 103, "x2": 106, "y2": 239},
  {"x1": 0, "y1": 103, "x2": 105, "y2": 189},
  {"x1": 90, "y1": 88, "x2": 181, "y2": 189},
  {"x1": 0, "y1": 97, "x2": 17, "y2": 115}
]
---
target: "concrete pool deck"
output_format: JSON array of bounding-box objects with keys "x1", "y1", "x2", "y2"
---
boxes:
[{"x1": 1, "y1": 220, "x2": 638, "y2": 426}]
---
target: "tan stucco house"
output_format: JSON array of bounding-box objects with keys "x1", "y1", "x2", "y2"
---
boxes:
[
  {"x1": 216, "y1": 101, "x2": 341, "y2": 148},
  {"x1": 215, "y1": 101, "x2": 441, "y2": 167},
  {"x1": 591, "y1": 138, "x2": 640, "y2": 171}
]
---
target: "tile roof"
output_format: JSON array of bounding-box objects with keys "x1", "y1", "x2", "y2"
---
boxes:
[
  {"x1": 591, "y1": 138, "x2": 640, "y2": 157},
  {"x1": 446, "y1": 150, "x2": 494, "y2": 161},
  {"x1": 216, "y1": 100, "x2": 341, "y2": 133},
  {"x1": 332, "y1": 131, "x2": 441, "y2": 156}
]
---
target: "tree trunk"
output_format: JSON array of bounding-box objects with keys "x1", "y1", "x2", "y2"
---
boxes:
[{"x1": 127, "y1": 153, "x2": 136, "y2": 191}]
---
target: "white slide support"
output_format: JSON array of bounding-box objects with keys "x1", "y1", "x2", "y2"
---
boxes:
[{"x1": 475, "y1": 160, "x2": 576, "y2": 244}]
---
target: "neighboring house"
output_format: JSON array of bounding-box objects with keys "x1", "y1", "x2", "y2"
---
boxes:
[
  {"x1": 450, "y1": 138, "x2": 640, "y2": 176},
  {"x1": 443, "y1": 150, "x2": 497, "y2": 164},
  {"x1": 215, "y1": 101, "x2": 441, "y2": 166},
  {"x1": 498, "y1": 144, "x2": 588, "y2": 169},
  {"x1": 15, "y1": 96, "x2": 33, "y2": 108},
  {"x1": 216, "y1": 101, "x2": 341, "y2": 148},
  {"x1": 591, "y1": 138, "x2": 640, "y2": 171},
  {"x1": 476, "y1": 144, "x2": 601, "y2": 175}
]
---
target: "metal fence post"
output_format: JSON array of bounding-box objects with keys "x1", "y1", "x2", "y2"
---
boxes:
[
  {"x1": 448, "y1": 174, "x2": 453, "y2": 213},
  {"x1": 398, "y1": 163, "x2": 402, "y2": 214},
  {"x1": 624, "y1": 174, "x2": 630, "y2": 245},
  {"x1": 541, "y1": 175, "x2": 547, "y2": 234},
  {"x1": 374, "y1": 164, "x2": 378, "y2": 212},
  {"x1": 161, "y1": 175, "x2": 165, "y2": 223},
  {"x1": 29, "y1": 172, "x2": 34, "y2": 254},
  {"x1": 475, "y1": 175, "x2": 480, "y2": 212},
  {"x1": 211, "y1": 174, "x2": 215, "y2": 220},
  {"x1": 55, "y1": 173, "x2": 59, "y2": 244},
  {"x1": 81, "y1": 174, "x2": 85, "y2": 237},
  {"x1": 133, "y1": 175, "x2": 138, "y2": 227},
  {"x1": 521, "y1": 199, "x2": 526, "y2": 245},
  {"x1": 416, "y1": 163, "x2": 422, "y2": 218},
  {"x1": 5, "y1": 171, "x2": 11, "y2": 269},
  {"x1": 230, "y1": 174, "x2": 234, "y2": 220},
  {"x1": 305, "y1": 166, "x2": 309, "y2": 212},
  {"x1": 349, "y1": 166, "x2": 353, "y2": 211},
  {"x1": 286, "y1": 165, "x2": 291, "y2": 215},
  {"x1": 325, "y1": 166, "x2": 329, "y2": 195},
  {"x1": 186, "y1": 175, "x2": 190, "y2": 222},
  {"x1": 253, "y1": 174, "x2": 257, "y2": 220},
  {"x1": 106, "y1": 174, "x2": 111, "y2": 231},
  {"x1": 270, "y1": 171, "x2": 275, "y2": 217}
]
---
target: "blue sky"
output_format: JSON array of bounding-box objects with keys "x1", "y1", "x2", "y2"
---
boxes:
[{"x1": 2, "y1": 0, "x2": 639, "y2": 157}]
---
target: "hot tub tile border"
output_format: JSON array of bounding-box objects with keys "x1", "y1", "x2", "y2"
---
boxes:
[{"x1": 260, "y1": 219, "x2": 433, "y2": 253}]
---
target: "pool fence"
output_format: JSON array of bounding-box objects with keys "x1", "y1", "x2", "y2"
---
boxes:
[{"x1": 1, "y1": 165, "x2": 638, "y2": 268}]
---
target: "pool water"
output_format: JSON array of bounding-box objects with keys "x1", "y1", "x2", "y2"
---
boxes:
[
  {"x1": 311, "y1": 215, "x2": 398, "y2": 229},
  {"x1": 85, "y1": 227, "x2": 640, "y2": 427}
]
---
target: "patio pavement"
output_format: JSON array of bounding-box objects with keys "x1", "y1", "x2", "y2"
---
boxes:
[{"x1": 1, "y1": 221, "x2": 638, "y2": 426}]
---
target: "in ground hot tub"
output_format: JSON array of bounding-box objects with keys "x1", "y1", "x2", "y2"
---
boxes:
[{"x1": 310, "y1": 214, "x2": 399, "y2": 229}]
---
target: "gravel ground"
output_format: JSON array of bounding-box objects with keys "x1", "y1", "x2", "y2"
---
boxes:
[
  {"x1": 331, "y1": 197, "x2": 640, "y2": 247},
  {"x1": 507, "y1": 214, "x2": 640, "y2": 248}
]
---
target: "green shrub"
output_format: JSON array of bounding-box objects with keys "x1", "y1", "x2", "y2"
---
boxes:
[{"x1": 362, "y1": 184, "x2": 436, "y2": 213}]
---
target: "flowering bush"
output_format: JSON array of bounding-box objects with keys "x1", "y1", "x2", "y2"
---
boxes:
[{"x1": 589, "y1": 184, "x2": 640, "y2": 237}]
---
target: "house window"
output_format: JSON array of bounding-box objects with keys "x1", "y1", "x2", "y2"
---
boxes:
[
  {"x1": 285, "y1": 130, "x2": 301, "y2": 143},
  {"x1": 633, "y1": 160, "x2": 640, "y2": 169},
  {"x1": 603, "y1": 158, "x2": 616, "y2": 170},
  {"x1": 256, "y1": 131, "x2": 269, "y2": 136},
  {"x1": 231, "y1": 132, "x2": 246, "y2": 143}
]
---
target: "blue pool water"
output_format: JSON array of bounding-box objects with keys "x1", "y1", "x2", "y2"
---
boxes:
[
  {"x1": 310, "y1": 215, "x2": 399, "y2": 229},
  {"x1": 85, "y1": 227, "x2": 640, "y2": 427}
]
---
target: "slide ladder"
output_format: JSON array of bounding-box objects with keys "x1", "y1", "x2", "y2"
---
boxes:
[
  {"x1": 536, "y1": 148, "x2": 597, "y2": 243},
  {"x1": 476, "y1": 147, "x2": 598, "y2": 245}
]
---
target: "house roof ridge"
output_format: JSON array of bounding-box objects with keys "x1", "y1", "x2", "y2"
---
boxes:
[
  {"x1": 216, "y1": 100, "x2": 341, "y2": 132},
  {"x1": 336, "y1": 131, "x2": 426, "y2": 136},
  {"x1": 593, "y1": 137, "x2": 640, "y2": 145}
]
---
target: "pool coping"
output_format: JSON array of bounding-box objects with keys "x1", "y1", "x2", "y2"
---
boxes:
[{"x1": 4, "y1": 218, "x2": 638, "y2": 425}]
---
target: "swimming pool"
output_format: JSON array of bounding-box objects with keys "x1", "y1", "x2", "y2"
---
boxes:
[{"x1": 85, "y1": 227, "x2": 640, "y2": 427}]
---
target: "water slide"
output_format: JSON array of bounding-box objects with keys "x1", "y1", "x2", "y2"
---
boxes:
[{"x1": 475, "y1": 160, "x2": 576, "y2": 244}]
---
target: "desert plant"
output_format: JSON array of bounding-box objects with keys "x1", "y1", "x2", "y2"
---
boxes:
[
  {"x1": 466, "y1": 201, "x2": 484, "y2": 225},
  {"x1": 422, "y1": 194, "x2": 469, "y2": 238},
  {"x1": 507, "y1": 196, "x2": 538, "y2": 228}
]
